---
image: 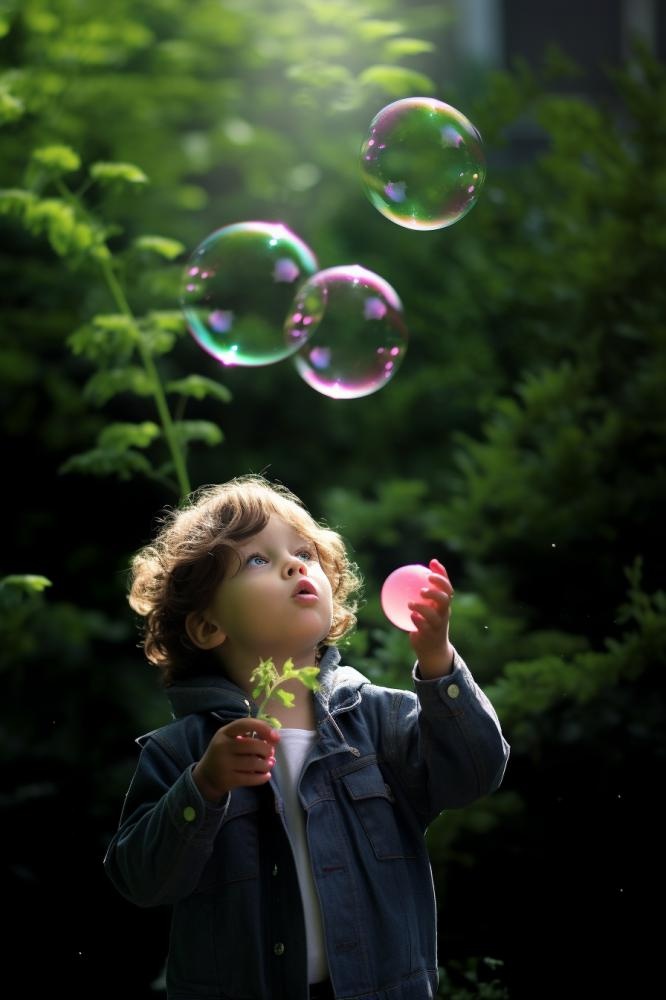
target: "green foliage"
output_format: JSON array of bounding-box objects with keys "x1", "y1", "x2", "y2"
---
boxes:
[
  {"x1": 0, "y1": 573, "x2": 52, "y2": 595},
  {"x1": 3, "y1": 143, "x2": 236, "y2": 495},
  {"x1": 166, "y1": 375, "x2": 233, "y2": 404},
  {"x1": 438, "y1": 957, "x2": 509, "y2": 999},
  {"x1": 133, "y1": 235, "x2": 186, "y2": 260},
  {"x1": 249, "y1": 657, "x2": 321, "y2": 728},
  {"x1": 31, "y1": 144, "x2": 81, "y2": 174},
  {"x1": 1, "y1": 0, "x2": 437, "y2": 499},
  {"x1": 89, "y1": 161, "x2": 149, "y2": 187},
  {"x1": 358, "y1": 64, "x2": 435, "y2": 96}
]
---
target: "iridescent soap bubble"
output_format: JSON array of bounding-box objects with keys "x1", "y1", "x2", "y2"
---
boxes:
[
  {"x1": 285, "y1": 265, "x2": 408, "y2": 400},
  {"x1": 181, "y1": 221, "x2": 318, "y2": 366},
  {"x1": 360, "y1": 97, "x2": 486, "y2": 230}
]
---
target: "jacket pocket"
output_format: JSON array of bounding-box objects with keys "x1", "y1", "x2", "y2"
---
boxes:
[
  {"x1": 216, "y1": 787, "x2": 260, "y2": 884},
  {"x1": 194, "y1": 788, "x2": 260, "y2": 894},
  {"x1": 341, "y1": 761, "x2": 417, "y2": 861}
]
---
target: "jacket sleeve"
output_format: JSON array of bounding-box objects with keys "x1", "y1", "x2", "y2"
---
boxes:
[
  {"x1": 379, "y1": 648, "x2": 510, "y2": 821},
  {"x1": 103, "y1": 736, "x2": 229, "y2": 907}
]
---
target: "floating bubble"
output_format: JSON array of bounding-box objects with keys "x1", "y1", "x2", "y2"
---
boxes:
[
  {"x1": 285, "y1": 265, "x2": 408, "y2": 399},
  {"x1": 360, "y1": 97, "x2": 486, "y2": 231},
  {"x1": 380, "y1": 564, "x2": 432, "y2": 631},
  {"x1": 181, "y1": 221, "x2": 318, "y2": 366}
]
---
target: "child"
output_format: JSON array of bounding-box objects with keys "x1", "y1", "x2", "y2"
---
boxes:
[{"x1": 104, "y1": 475, "x2": 509, "y2": 1000}]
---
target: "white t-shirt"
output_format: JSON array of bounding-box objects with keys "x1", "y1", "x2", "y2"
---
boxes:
[{"x1": 273, "y1": 728, "x2": 328, "y2": 984}]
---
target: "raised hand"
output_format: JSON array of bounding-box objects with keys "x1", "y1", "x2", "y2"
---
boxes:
[{"x1": 407, "y1": 558, "x2": 455, "y2": 678}]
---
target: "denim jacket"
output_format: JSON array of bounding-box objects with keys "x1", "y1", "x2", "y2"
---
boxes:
[{"x1": 104, "y1": 647, "x2": 509, "y2": 1000}]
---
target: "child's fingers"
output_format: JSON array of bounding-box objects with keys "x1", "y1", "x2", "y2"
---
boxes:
[
  {"x1": 409, "y1": 602, "x2": 443, "y2": 630},
  {"x1": 429, "y1": 558, "x2": 449, "y2": 579},
  {"x1": 223, "y1": 720, "x2": 280, "y2": 765},
  {"x1": 420, "y1": 586, "x2": 452, "y2": 609},
  {"x1": 224, "y1": 717, "x2": 280, "y2": 743},
  {"x1": 230, "y1": 742, "x2": 276, "y2": 775},
  {"x1": 426, "y1": 572, "x2": 453, "y2": 596},
  {"x1": 233, "y1": 736, "x2": 275, "y2": 774}
]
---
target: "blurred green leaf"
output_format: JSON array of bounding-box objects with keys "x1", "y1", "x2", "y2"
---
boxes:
[
  {"x1": 172, "y1": 420, "x2": 223, "y2": 447},
  {"x1": 166, "y1": 375, "x2": 232, "y2": 404},
  {"x1": 133, "y1": 235, "x2": 186, "y2": 260},
  {"x1": 90, "y1": 161, "x2": 149, "y2": 186},
  {"x1": 1, "y1": 574, "x2": 53, "y2": 594},
  {"x1": 31, "y1": 144, "x2": 81, "y2": 174},
  {"x1": 98, "y1": 421, "x2": 161, "y2": 450},
  {"x1": 358, "y1": 64, "x2": 435, "y2": 96},
  {"x1": 83, "y1": 366, "x2": 154, "y2": 405}
]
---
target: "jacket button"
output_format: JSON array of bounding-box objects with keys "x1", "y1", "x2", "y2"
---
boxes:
[
  {"x1": 273, "y1": 942, "x2": 285, "y2": 956},
  {"x1": 447, "y1": 683, "x2": 460, "y2": 699},
  {"x1": 183, "y1": 806, "x2": 197, "y2": 822}
]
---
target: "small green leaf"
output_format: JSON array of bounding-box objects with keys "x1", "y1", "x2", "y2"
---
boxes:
[
  {"x1": 60, "y1": 447, "x2": 154, "y2": 480},
  {"x1": 147, "y1": 311, "x2": 187, "y2": 333},
  {"x1": 68, "y1": 314, "x2": 137, "y2": 364},
  {"x1": 172, "y1": 420, "x2": 223, "y2": 447},
  {"x1": 275, "y1": 689, "x2": 295, "y2": 708},
  {"x1": 263, "y1": 715, "x2": 282, "y2": 730},
  {"x1": 166, "y1": 375, "x2": 232, "y2": 404},
  {"x1": 31, "y1": 144, "x2": 81, "y2": 174},
  {"x1": 0, "y1": 188, "x2": 36, "y2": 217},
  {"x1": 133, "y1": 235, "x2": 186, "y2": 260},
  {"x1": 98, "y1": 421, "x2": 161, "y2": 451},
  {"x1": 280, "y1": 658, "x2": 297, "y2": 678},
  {"x1": 83, "y1": 366, "x2": 154, "y2": 405},
  {"x1": 385, "y1": 38, "x2": 436, "y2": 58},
  {"x1": 90, "y1": 161, "x2": 149, "y2": 186},
  {"x1": 297, "y1": 666, "x2": 321, "y2": 691},
  {"x1": 0, "y1": 574, "x2": 53, "y2": 593},
  {"x1": 358, "y1": 65, "x2": 435, "y2": 97},
  {"x1": 356, "y1": 19, "x2": 404, "y2": 41},
  {"x1": 0, "y1": 88, "x2": 24, "y2": 124},
  {"x1": 24, "y1": 197, "x2": 76, "y2": 255},
  {"x1": 138, "y1": 322, "x2": 177, "y2": 355}
]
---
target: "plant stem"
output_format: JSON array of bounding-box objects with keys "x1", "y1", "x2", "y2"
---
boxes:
[
  {"x1": 256, "y1": 679, "x2": 283, "y2": 721},
  {"x1": 55, "y1": 177, "x2": 192, "y2": 500},
  {"x1": 97, "y1": 254, "x2": 191, "y2": 500}
]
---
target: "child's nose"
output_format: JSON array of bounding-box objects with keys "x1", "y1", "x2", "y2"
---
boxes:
[{"x1": 284, "y1": 559, "x2": 307, "y2": 577}]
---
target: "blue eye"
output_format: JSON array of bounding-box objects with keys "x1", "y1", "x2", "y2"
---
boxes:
[
  {"x1": 296, "y1": 548, "x2": 316, "y2": 562},
  {"x1": 246, "y1": 553, "x2": 268, "y2": 568}
]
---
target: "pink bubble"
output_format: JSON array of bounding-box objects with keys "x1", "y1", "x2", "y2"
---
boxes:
[
  {"x1": 285, "y1": 264, "x2": 408, "y2": 400},
  {"x1": 380, "y1": 564, "x2": 432, "y2": 631}
]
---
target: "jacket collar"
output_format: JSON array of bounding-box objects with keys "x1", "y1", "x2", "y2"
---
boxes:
[
  {"x1": 166, "y1": 672, "x2": 251, "y2": 720},
  {"x1": 165, "y1": 646, "x2": 368, "y2": 721}
]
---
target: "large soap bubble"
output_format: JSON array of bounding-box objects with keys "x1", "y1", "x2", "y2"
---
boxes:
[
  {"x1": 360, "y1": 97, "x2": 486, "y2": 230},
  {"x1": 181, "y1": 221, "x2": 318, "y2": 366},
  {"x1": 285, "y1": 264, "x2": 408, "y2": 400}
]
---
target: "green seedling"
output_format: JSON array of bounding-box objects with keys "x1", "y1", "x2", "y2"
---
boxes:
[{"x1": 249, "y1": 657, "x2": 320, "y2": 729}]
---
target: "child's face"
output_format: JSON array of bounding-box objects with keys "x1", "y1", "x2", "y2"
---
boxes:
[{"x1": 205, "y1": 514, "x2": 334, "y2": 671}]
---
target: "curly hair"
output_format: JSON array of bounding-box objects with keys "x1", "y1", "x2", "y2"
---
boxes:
[{"x1": 128, "y1": 475, "x2": 362, "y2": 685}]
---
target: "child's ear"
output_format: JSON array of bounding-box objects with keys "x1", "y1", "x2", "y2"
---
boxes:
[{"x1": 185, "y1": 610, "x2": 226, "y2": 650}]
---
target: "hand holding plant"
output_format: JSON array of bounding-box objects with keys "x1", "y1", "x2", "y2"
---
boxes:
[{"x1": 192, "y1": 658, "x2": 320, "y2": 801}]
